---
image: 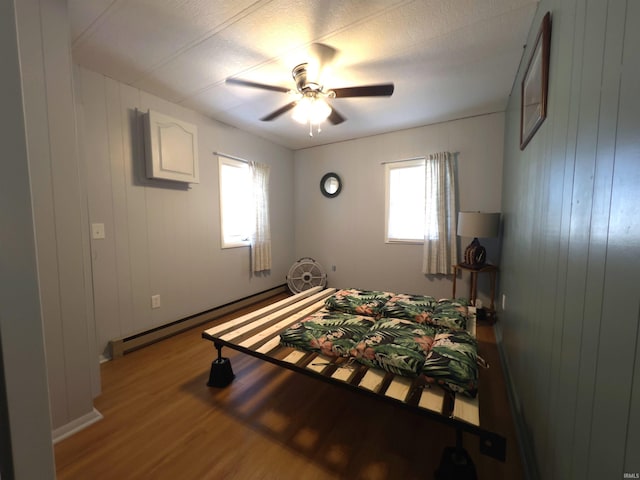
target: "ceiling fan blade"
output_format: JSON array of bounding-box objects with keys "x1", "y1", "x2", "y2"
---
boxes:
[
  {"x1": 311, "y1": 43, "x2": 338, "y2": 67},
  {"x1": 226, "y1": 77, "x2": 290, "y2": 94},
  {"x1": 332, "y1": 84, "x2": 395, "y2": 98},
  {"x1": 260, "y1": 102, "x2": 297, "y2": 121},
  {"x1": 327, "y1": 107, "x2": 346, "y2": 125},
  {"x1": 309, "y1": 43, "x2": 338, "y2": 81}
]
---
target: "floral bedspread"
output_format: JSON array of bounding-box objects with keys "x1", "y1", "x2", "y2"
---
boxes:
[{"x1": 279, "y1": 288, "x2": 478, "y2": 398}]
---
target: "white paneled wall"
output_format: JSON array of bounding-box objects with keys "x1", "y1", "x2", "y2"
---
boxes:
[
  {"x1": 294, "y1": 112, "x2": 504, "y2": 300},
  {"x1": 76, "y1": 67, "x2": 295, "y2": 356}
]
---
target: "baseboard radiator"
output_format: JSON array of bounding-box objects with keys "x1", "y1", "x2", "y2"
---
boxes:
[{"x1": 109, "y1": 284, "x2": 288, "y2": 358}]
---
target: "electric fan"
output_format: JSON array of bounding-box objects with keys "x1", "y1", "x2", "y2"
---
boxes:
[{"x1": 286, "y1": 257, "x2": 327, "y2": 293}]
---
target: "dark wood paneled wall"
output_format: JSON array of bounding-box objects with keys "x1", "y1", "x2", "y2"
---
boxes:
[{"x1": 499, "y1": 1, "x2": 640, "y2": 478}]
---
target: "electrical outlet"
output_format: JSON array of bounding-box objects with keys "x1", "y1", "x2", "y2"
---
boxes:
[
  {"x1": 332, "y1": 265, "x2": 337, "y2": 272},
  {"x1": 151, "y1": 294, "x2": 161, "y2": 309},
  {"x1": 91, "y1": 223, "x2": 105, "y2": 239}
]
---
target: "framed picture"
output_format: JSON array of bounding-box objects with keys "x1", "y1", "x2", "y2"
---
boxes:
[{"x1": 520, "y1": 12, "x2": 551, "y2": 150}]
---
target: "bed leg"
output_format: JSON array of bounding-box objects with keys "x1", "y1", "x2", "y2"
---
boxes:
[
  {"x1": 206, "y1": 342, "x2": 235, "y2": 388},
  {"x1": 434, "y1": 428, "x2": 477, "y2": 480}
]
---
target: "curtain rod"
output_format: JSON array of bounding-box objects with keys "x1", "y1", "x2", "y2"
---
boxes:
[
  {"x1": 380, "y1": 156, "x2": 424, "y2": 165},
  {"x1": 213, "y1": 151, "x2": 250, "y2": 164},
  {"x1": 380, "y1": 152, "x2": 460, "y2": 165}
]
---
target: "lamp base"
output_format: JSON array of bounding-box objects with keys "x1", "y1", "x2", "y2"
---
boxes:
[{"x1": 463, "y1": 238, "x2": 486, "y2": 268}]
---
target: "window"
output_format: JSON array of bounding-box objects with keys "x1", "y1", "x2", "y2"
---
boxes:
[
  {"x1": 385, "y1": 158, "x2": 441, "y2": 243},
  {"x1": 219, "y1": 156, "x2": 253, "y2": 248},
  {"x1": 385, "y1": 159, "x2": 424, "y2": 242}
]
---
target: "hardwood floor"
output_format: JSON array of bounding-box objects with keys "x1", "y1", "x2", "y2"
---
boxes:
[{"x1": 55, "y1": 296, "x2": 524, "y2": 479}]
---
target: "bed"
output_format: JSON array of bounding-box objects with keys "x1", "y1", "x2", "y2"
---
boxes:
[{"x1": 202, "y1": 286, "x2": 506, "y2": 473}]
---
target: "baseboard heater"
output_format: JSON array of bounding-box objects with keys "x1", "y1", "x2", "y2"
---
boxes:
[{"x1": 109, "y1": 284, "x2": 288, "y2": 358}]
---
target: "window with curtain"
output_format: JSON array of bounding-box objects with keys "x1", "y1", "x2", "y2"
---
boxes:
[
  {"x1": 218, "y1": 155, "x2": 272, "y2": 272},
  {"x1": 384, "y1": 152, "x2": 457, "y2": 274}
]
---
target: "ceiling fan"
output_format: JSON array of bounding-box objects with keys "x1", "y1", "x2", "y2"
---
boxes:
[{"x1": 226, "y1": 43, "x2": 394, "y2": 134}]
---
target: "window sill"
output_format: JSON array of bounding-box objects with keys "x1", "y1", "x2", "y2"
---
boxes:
[
  {"x1": 221, "y1": 241, "x2": 250, "y2": 249},
  {"x1": 384, "y1": 239, "x2": 424, "y2": 245}
]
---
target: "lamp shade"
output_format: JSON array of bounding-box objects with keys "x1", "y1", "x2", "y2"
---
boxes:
[{"x1": 457, "y1": 212, "x2": 500, "y2": 238}]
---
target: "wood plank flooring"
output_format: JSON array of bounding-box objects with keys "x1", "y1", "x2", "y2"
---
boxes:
[{"x1": 54, "y1": 295, "x2": 524, "y2": 479}]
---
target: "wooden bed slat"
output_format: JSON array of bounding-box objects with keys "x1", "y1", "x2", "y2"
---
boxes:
[
  {"x1": 452, "y1": 394, "x2": 480, "y2": 426},
  {"x1": 358, "y1": 369, "x2": 386, "y2": 392},
  {"x1": 203, "y1": 286, "x2": 323, "y2": 338},
  {"x1": 239, "y1": 299, "x2": 329, "y2": 349},
  {"x1": 418, "y1": 387, "x2": 445, "y2": 414},
  {"x1": 219, "y1": 289, "x2": 335, "y2": 343},
  {"x1": 330, "y1": 363, "x2": 355, "y2": 382},
  {"x1": 384, "y1": 376, "x2": 413, "y2": 402},
  {"x1": 254, "y1": 337, "x2": 283, "y2": 355},
  {"x1": 282, "y1": 350, "x2": 308, "y2": 365},
  {"x1": 306, "y1": 355, "x2": 334, "y2": 374}
]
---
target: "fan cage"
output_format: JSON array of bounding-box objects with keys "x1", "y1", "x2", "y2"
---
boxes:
[{"x1": 286, "y1": 257, "x2": 327, "y2": 294}]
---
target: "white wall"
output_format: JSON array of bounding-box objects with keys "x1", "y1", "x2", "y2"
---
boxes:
[
  {"x1": 1, "y1": 0, "x2": 99, "y2": 475},
  {"x1": 16, "y1": 0, "x2": 99, "y2": 437},
  {"x1": 0, "y1": 1, "x2": 56, "y2": 476},
  {"x1": 293, "y1": 112, "x2": 504, "y2": 300},
  {"x1": 76, "y1": 67, "x2": 296, "y2": 356}
]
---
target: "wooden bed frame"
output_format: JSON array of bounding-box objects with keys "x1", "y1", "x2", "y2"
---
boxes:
[{"x1": 202, "y1": 286, "x2": 506, "y2": 476}]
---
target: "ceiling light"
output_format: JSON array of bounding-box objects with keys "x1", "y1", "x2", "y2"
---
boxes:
[{"x1": 292, "y1": 94, "x2": 332, "y2": 125}]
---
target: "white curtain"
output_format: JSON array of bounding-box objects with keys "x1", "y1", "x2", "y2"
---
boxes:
[
  {"x1": 249, "y1": 161, "x2": 271, "y2": 273},
  {"x1": 422, "y1": 152, "x2": 457, "y2": 274}
]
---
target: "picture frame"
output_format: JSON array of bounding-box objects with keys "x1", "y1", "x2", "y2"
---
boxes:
[{"x1": 520, "y1": 11, "x2": 551, "y2": 150}]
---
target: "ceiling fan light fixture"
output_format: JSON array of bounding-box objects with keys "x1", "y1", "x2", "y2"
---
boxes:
[{"x1": 291, "y1": 95, "x2": 331, "y2": 125}]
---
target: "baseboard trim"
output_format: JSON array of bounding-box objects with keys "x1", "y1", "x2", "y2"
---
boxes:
[
  {"x1": 109, "y1": 284, "x2": 289, "y2": 358},
  {"x1": 52, "y1": 408, "x2": 103, "y2": 444},
  {"x1": 493, "y1": 322, "x2": 538, "y2": 480}
]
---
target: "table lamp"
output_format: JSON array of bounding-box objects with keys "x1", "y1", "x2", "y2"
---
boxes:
[{"x1": 457, "y1": 212, "x2": 500, "y2": 268}]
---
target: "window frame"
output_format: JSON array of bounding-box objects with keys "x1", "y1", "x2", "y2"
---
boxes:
[
  {"x1": 218, "y1": 156, "x2": 253, "y2": 249},
  {"x1": 384, "y1": 158, "x2": 426, "y2": 244}
]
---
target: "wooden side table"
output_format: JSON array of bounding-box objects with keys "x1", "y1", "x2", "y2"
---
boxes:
[{"x1": 452, "y1": 263, "x2": 498, "y2": 312}]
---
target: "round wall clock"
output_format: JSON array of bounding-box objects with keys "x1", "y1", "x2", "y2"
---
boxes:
[{"x1": 320, "y1": 172, "x2": 342, "y2": 198}]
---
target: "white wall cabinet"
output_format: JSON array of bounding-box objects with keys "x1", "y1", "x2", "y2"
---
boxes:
[{"x1": 144, "y1": 109, "x2": 199, "y2": 183}]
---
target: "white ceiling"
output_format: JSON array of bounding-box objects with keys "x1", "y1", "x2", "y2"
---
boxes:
[{"x1": 69, "y1": 0, "x2": 539, "y2": 150}]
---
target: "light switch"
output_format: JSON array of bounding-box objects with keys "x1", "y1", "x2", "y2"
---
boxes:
[{"x1": 92, "y1": 223, "x2": 105, "y2": 239}]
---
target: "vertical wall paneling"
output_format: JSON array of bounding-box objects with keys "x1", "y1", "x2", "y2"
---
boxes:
[
  {"x1": 541, "y1": 1, "x2": 579, "y2": 477},
  {"x1": 81, "y1": 69, "x2": 122, "y2": 354},
  {"x1": 621, "y1": 4, "x2": 640, "y2": 473},
  {"x1": 571, "y1": 0, "x2": 627, "y2": 477},
  {"x1": 500, "y1": 0, "x2": 640, "y2": 478},
  {"x1": 73, "y1": 66, "x2": 101, "y2": 398},
  {"x1": 0, "y1": 0, "x2": 56, "y2": 476},
  {"x1": 13, "y1": 0, "x2": 98, "y2": 436},
  {"x1": 40, "y1": 0, "x2": 94, "y2": 422},
  {"x1": 78, "y1": 68, "x2": 295, "y2": 355},
  {"x1": 15, "y1": 0, "x2": 68, "y2": 427},
  {"x1": 120, "y1": 83, "x2": 153, "y2": 337},
  {"x1": 104, "y1": 77, "x2": 136, "y2": 341},
  {"x1": 553, "y1": 0, "x2": 603, "y2": 478},
  {"x1": 586, "y1": 0, "x2": 640, "y2": 477}
]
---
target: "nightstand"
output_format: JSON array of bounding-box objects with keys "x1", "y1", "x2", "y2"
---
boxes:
[{"x1": 452, "y1": 263, "x2": 498, "y2": 318}]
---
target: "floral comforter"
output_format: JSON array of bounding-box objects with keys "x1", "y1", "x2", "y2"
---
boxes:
[{"x1": 280, "y1": 288, "x2": 478, "y2": 398}]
